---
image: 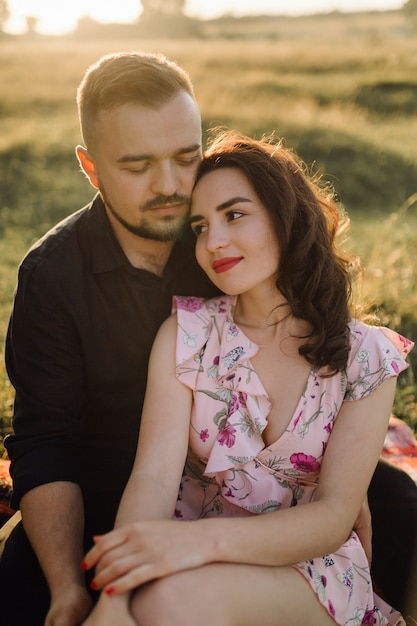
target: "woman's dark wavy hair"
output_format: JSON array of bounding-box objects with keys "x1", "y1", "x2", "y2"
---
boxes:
[{"x1": 194, "y1": 130, "x2": 353, "y2": 374}]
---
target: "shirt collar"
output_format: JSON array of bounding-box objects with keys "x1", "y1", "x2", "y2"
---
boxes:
[{"x1": 86, "y1": 194, "x2": 127, "y2": 275}]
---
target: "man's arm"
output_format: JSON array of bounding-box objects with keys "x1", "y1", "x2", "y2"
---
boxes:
[
  {"x1": 6, "y1": 258, "x2": 89, "y2": 625},
  {"x1": 21, "y1": 482, "x2": 92, "y2": 626},
  {"x1": 6, "y1": 265, "x2": 85, "y2": 505}
]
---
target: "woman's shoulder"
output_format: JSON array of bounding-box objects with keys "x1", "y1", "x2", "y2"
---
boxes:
[
  {"x1": 172, "y1": 295, "x2": 235, "y2": 352},
  {"x1": 343, "y1": 319, "x2": 414, "y2": 401},
  {"x1": 348, "y1": 319, "x2": 414, "y2": 361}
]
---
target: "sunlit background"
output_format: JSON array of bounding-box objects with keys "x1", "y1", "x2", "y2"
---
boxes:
[
  {"x1": 4, "y1": 0, "x2": 406, "y2": 35},
  {"x1": 1, "y1": 0, "x2": 417, "y2": 469}
]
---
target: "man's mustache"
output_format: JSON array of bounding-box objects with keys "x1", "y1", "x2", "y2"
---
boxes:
[{"x1": 141, "y1": 194, "x2": 191, "y2": 212}]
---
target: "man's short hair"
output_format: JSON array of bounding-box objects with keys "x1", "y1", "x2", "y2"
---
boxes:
[{"x1": 77, "y1": 51, "x2": 195, "y2": 151}]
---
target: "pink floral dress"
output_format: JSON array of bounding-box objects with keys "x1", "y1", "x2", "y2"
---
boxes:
[{"x1": 173, "y1": 295, "x2": 414, "y2": 626}]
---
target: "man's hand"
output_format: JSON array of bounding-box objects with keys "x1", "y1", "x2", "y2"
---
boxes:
[
  {"x1": 20, "y1": 482, "x2": 90, "y2": 626},
  {"x1": 353, "y1": 497, "x2": 372, "y2": 565},
  {"x1": 45, "y1": 584, "x2": 93, "y2": 626}
]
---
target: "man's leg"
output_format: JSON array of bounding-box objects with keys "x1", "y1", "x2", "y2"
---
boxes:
[
  {"x1": 0, "y1": 519, "x2": 50, "y2": 626},
  {"x1": 368, "y1": 458, "x2": 417, "y2": 614}
]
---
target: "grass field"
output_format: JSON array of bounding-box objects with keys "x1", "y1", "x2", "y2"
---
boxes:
[{"x1": 1, "y1": 9, "x2": 417, "y2": 455}]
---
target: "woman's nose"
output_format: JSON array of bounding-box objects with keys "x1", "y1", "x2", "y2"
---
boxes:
[{"x1": 205, "y1": 225, "x2": 229, "y2": 252}]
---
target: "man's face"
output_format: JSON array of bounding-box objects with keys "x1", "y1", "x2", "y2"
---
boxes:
[{"x1": 85, "y1": 91, "x2": 202, "y2": 242}]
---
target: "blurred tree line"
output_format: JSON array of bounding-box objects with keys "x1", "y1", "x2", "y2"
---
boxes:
[
  {"x1": 141, "y1": 0, "x2": 186, "y2": 16},
  {"x1": 1, "y1": 0, "x2": 417, "y2": 36},
  {"x1": 404, "y1": 0, "x2": 417, "y2": 14},
  {"x1": 138, "y1": 0, "x2": 417, "y2": 18},
  {"x1": 0, "y1": 0, "x2": 8, "y2": 31}
]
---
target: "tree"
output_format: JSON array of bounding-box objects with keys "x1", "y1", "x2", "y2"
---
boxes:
[
  {"x1": 25, "y1": 15, "x2": 39, "y2": 35},
  {"x1": 403, "y1": 0, "x2": 417, "y2": 15},
  {"x1": 138, "y1": 0, "x2": 201, "y2": 38},
  {"x1": 141, "y1": 0, "x2": 186, "y2": 18},
  {"x1": 0, "y1": 0, "x2": 9, "y2": 33}
]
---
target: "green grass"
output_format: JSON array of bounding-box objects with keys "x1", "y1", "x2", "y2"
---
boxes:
[
  {"x1": 0, "y1": 228, "x2": 30, "y2": 457},
  {"x1": 1, "y1": 11, "x2": 417, "y2": 456}
]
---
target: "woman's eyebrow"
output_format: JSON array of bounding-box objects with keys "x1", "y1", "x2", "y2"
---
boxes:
[
  {"x1": 217, "y1": 197, "x2": 251, "y2": 211},
  {"x1": 190, "y1": 196, "x2": 251, "y2": 224}
]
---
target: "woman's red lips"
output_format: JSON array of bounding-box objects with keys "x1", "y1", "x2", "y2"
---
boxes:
[{"x1": 212, "y1": 257, "x2": 242, "y2": 274}]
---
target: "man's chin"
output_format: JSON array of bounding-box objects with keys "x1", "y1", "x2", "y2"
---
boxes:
[{"x1": 131, "y1": 219, "x2": 187, "y2": 242}]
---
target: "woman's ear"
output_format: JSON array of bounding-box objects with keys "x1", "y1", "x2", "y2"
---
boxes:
[{"x1": 75, "y1": 145, "x2": 99, "y2": 189}]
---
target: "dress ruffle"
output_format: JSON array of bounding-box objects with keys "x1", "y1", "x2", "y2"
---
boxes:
[
  {"x1": 174, "y1": 295, "x2": 271, "y2": 474},
  {"x1": 346, "y1": 322, "x2": 413, "y2": 401}
]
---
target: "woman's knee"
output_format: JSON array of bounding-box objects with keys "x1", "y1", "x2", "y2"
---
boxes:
[
  {"x1": 131, "y1": 569, "x2": 229, "y2": 626},
  {"x1": 130, "y1": 573, "x2": 195, "y2": 626}
]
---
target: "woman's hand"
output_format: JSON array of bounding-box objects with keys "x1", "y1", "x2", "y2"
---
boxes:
[{"x1": 82, "y1": 520, "x2": 207, "y2": 595}]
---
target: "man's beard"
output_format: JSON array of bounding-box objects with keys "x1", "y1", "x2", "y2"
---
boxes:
[{"x1": 100, "y1": 186, "x2": 190, "y2": 242}]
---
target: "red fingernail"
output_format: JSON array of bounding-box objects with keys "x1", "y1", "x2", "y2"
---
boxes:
[
  {"x1": 90, "y1": 580, "x2": 98, "y2": 590},
  {"x1": 105, "y1": 586, "x2": 115, "y2": 596},
  {"x1": 81, "y1": 560, "x2": 88, "y2": 571}
]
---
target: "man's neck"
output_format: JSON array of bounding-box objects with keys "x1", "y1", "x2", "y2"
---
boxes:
[{"x1": 110, "y1": 218, "x2": 174, "y2": 276}]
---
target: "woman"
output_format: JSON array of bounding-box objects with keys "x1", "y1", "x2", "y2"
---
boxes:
[{"x1": 81, "y1": 131, "x2": 412, "y2": 625}]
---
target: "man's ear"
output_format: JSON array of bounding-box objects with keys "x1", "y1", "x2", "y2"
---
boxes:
[{"x1": 75, "y1": 145, "x2": 99, "y2": 189}]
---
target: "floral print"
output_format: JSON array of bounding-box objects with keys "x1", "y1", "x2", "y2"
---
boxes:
[
  {"x1": 290, "y1": 452, "x2": 320, "y2": 473},
  {"x1": 218, "y1": 422, "x2": 236, "y2": 448},
  {"x1": 173, "y1": 295, "x2": 413, "y2": 626}
]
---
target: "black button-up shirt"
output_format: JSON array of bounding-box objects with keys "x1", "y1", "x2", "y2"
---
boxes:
[{"x1": 5, "y1": 194, "x2": 219, "y2": 536}]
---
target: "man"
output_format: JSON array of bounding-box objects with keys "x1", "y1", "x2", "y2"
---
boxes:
[
  {"x1": 0, "y1": 51, "x2": 219, "y2": 626},
  {"x1": 0, "y1": 50, "x2": 416, "y2": 626}
]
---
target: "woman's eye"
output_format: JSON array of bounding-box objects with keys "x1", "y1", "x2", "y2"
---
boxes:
[
  {"x1": 227, "y1": 210, "x2": 244, "y2": 222},
  {"x1": 192, "y1": 224, "x2": 207, "y2": 236}
]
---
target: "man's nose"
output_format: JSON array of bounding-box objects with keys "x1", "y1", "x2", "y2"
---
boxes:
[{"x1": 151, "y1": 162, "x2": 178, "y2": 196}]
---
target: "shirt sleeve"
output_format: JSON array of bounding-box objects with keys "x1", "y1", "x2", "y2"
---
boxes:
[
  {"x1": 344, "y1": 322, "x2": 414, "y2": 402},
  {"x1": 5, "y1": 262, "x2": 85, "y2": 508}
]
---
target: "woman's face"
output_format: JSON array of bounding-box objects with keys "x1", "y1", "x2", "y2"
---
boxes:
[{"x1": 190, "y1": 167, "x2": 280, "y2": 296}]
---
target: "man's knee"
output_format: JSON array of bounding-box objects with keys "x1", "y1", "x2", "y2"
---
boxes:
[{"x1": 369, "y1": 459, "x2": 417, "y2": 612}]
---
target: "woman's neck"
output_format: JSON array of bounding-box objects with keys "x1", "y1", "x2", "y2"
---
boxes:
[
  {"x1": 233, "y1": 289, "x2": 291, "y2": 331},
  {"x1": 232, "y1": 288, "x2": 310, "y2": 347}
]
